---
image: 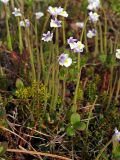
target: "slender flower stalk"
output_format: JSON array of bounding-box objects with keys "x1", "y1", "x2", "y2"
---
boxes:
[
  {"x1": 26, "y1": 28, "x2": 36, "y2": 81},
  {"x1": 98, "y1": 21, "x2": 104, "y2": 53},
  {"x1": 40, "y1": 13, "x2": 50, "y2": 76},
  {"x1": 115, "y1": 76, "x2": 120, "y2": 103},
  {"x1": 35, "y1": 19, "x2": 41, "y2": 81},
  {"x1": 50, "y1": 28, "x2": 59, "y2": 112},
  {"x1": 84, "y1": 27, "x2": 89, "y2": 53},
  {"x1": 72, "y1": 18, "x2": 88, "y2": 112},
  {"x1": 94, "y1": 24, "x2": 99, "y2": 57},
  {"x1": 18, "y1": 17, "x2": 23, "y2": 54},
  {"x1": 4, "y1": 5, "x2": 12, "y2": 51},
  {"x1": 101, "y1": 7, "x2": 107, "y2": 54}
]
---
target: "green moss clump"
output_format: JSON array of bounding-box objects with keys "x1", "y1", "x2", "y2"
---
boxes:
[
  {"x1": 85, "y1": 81, "x2": 97, "y2": 103},
  {"x1": 15, "y1": 81, "x2": 47, "y2": 103}
]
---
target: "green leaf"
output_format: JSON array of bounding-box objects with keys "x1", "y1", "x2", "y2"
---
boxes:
[
  {"x1": 73, "y1": 121, "x2": 81, "y2": 129},
  {"x1": 78, "y1": 122, "x2": 86, "y2": 131},
  {"x1": 66, "y1": 126, "x2": 75, "y2": 137},
  {"x1": 0, "y1": 142, "x2": 8, "y2": 156},
  {"x1": 70, "y1": 113, "x2": 81, "y2": 125},
  {"x1": 16, "y1": 78, "x2": 24, "y2": 89}
]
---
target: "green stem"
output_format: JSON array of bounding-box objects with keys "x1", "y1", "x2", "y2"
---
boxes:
[
  {"x1": 115, "y1": 77, "x2": 120, "y2": 103},
  {"x1": 35, "y1": 20, "x2": 41, "y2": 81},
  {"x1": 40, "y1": 14, "x2": 50, "y2": 77},
  {"x1": 72, "y1": 17, "x2": 88, "y2": 112},
  {"x1": 50, "y1": 28, "x2": 59, "y2": 112},
  {"x1": 86, "y1": 96, "x2": 98, "y2": 133},
  {"x1": 18, "y1": 17, "x2": 23, "y2": 54},
  {"x1": 27, "y1": 28, "x2": 36, "y2": 81},
  {"x1": 95, "y1": 139, "x2": 112, "y2": 160},
  {"x1": 102, "y1": 7, "x2": 107, "y2": 54},
  {"x1": 62, "y1": 18, "x2": 66, "y2": 46},
  {"x1": 106, "y1": 71, "x2": 117, "y2": 110},
  {"x1": 84, "y1": 27, "x2": 88, "y2": 53},
  {"x1": 5, "y1": 5, "x2": 12, "y2": 51},
  {"x1": 94, "y1": 24, "x2": 99, "y2": 58},
  {"x1": 98, "y1": 21, "x2": 104, "y2": 54}
]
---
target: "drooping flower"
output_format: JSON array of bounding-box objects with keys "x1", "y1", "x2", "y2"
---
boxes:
[
  {"x1": 48, "y1": 6, "x2": 68, "y2": 17},
  {"x1": 73, "y1": 41, "x2": 85, "y2": 53},
  {"x1": 112, "y1": 128, "x2": 120, "y2": 142},
  {"x1": 42, "y1": 31, "x2": 53, "y2": 42},
  {"x1": 58, "y1": 53, "x2": 72, "y2": 67},
  {"x1": 12, "y1": 8, "x2": 22, "y2": 17},
  {"x1": 35, "y1": 12, "x2": 44, "y2": 19},
  {"x1": 20, "y1": 19, "x2": 30, "y2": 27},
  {"x1": 89, "y1": 11, "x2": 99, "y2": 23},
  {"x1": 0, "y1": 0, "x2": 9, "y2": 4},
  {"x1": 87, "y1": 0, "x2": 100, "y2": 10},
  {"x1": 75, "y1": 22, "x2": 84, "y2": 29},
  {"x1": 115, "y1": 49, "x2": 120, "y2": 59},
  {"x1": 67, "y1": 37, "x2": 77, "y2": 49},
  {"x1": 50, "y1": 18, "x2": 62, "y2": 28},
  {"x1": 87, "y1": 29, "x2": 97, "y2": 38}
]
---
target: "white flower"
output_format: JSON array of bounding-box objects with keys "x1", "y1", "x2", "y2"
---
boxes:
[
  {"x1": 12, "y1": 8, "x2": 22, "y2": 17},
  {"x1": 75, "y1": 22, "x2": 84, "y2": 29},
  {"x1": 87, "y1": 0, "x2": 100, "y2": 10},
  {"x1": 58, "y1": 53, "x2": 72, "y2": 67},
  {"x1": 42, "y1": 31, "x2": 53, "y2": 42},
  {"x1": 87, "y1": 29, "x2": 97, "y2": 38},
  {"x1": 0, "y1": 0, "x2": 9, "y2": 4},
  {"x1": 116, "y1": 49, "x2": 120, "y2": 59},
  {"x1": 67, "y1": 37, "x2": 85, "y2": 53},
  {"x1": 20, "y1": 19, "x2": 30, "y2": 27},
  {"x1": 112, "y1": 128, "x2": 120, "y2": 142},
  {"x1": 48, "y1": 6, "x2": 59, "y2": 16},
  {"x1": 89, "y1": 11, "x2": 99, "y2": 23},
  {"x1": 35, "y1": 12, "x2": 44, "y2": 19},
  {"x1": 73, "y1": 41, "x2": 85, "y2": 53},
  {"x1": 63, "y1": 57, "x2": 72, "y2": 67},
  {"x1": 48, "y1": 6, "x2": 68, "y2": 17},
  {"x1": 67, "y1": 37, "x2": 77, "y2": 49},
  {"x1": 50, "y1": 18, "x2": 62, "y2": 28}
]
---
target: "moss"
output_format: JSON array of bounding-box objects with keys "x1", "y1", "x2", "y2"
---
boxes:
[{"x1": 15, "y1": 81, "x2": 47, "y2": 103}]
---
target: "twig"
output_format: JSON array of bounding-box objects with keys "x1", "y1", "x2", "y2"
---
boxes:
[{"x1": 7, "y1": 149, "x2": 72, "y2": 160}]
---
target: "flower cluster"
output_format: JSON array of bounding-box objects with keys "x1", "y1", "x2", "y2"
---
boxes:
[
  {"x1": 48, "y1": 6, "x2": 68, "y2": 17},
  {"x1": 89, "y1": 11, "x2": 99, "y2": 23},
  {"x1": 87, "y1": 0, "x2": 100, "y2": 10},
  {"x1": 20, "y1": 19, "x2": 30, "y2": 27},
  {"x1": 112, "y1": 128, "x2": 120, "y2": 142},
  {"x1": 87, "y1": 0, "x2": 100, "y2": 23},
  {"x1": 58, "y1": 53, "x2": 72, "y2": 67},
  {"x1": 48, "y1": 6, "x2": 68, "y2": 28},
  {"x1": 12, "y1": 7, "x2": 44, "y2": 27},
  {"x1": 67, "y1": 37, "x2": 85, "y2": 53},
  {"x1": 87, "y1": 29, "x2": 97, "y2": 38},
  {"x1": 12, "y1": 8, "x2": 22, "y2": 17}
]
